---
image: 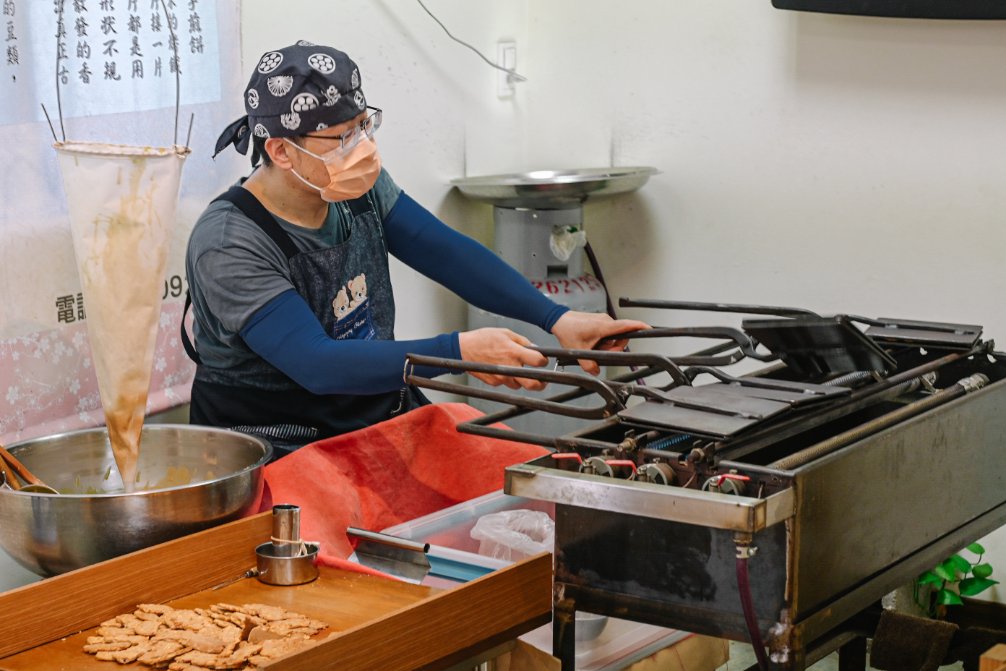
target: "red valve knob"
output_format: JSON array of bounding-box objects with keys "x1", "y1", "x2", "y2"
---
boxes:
[{"x1": 715, "y1": 473, "x2": 751, "y2": 485}]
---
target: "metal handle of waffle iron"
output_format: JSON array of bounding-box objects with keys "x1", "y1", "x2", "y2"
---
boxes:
[
  {"x1": 596, "y1": 326, "x2": 777, "y2": 363},
  {"x1": 618, "y1": 299, "x2": 976, "y2": 337},
  {"x1": 529, "y1": 346, "x2": 690, "y2": 387},
  {"x1": 405, "y1": 354, "x2": 626, "y2": 419},
  {"x1": 455, "y1": 365, "x2": 672, "y2": 451},
  {"x1": 618, "y1": 298, "x2": 820, "y2": 318}
]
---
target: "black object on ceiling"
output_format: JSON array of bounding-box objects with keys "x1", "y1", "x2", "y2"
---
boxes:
[{"x1": 771, "y1": 1, "x2": 1006, "y2": 19}]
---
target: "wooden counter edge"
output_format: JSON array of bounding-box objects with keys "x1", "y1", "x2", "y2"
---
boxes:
[
  {"x1": 0, "y1": 512, "x2": 272, "y2": 658},
  {"x1": 265, "y1": 551, "x2": 553, "y2": 671}
]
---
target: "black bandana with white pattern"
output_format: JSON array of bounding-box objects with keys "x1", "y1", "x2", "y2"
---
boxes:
[{"x1": 214, "y1": 41, "x2": 368, "y2": 164}]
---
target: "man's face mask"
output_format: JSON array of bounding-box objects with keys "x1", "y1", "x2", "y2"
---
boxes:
[{"x1": 285, "y1": 133, "x2": 381, "y2": 202}]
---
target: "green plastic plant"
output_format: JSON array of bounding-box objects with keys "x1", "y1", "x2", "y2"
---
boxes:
[{"x1": 915, "y1": 542, "x2": 999, "y2": 617}]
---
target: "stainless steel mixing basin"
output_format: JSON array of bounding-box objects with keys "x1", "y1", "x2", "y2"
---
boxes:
[{"x1": 0, "y1": 424, "x2": 270, "y2": 576}]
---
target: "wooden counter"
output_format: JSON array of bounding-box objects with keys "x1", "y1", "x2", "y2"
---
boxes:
[{"x1": 0, "y1": 512, "x2": 552, "y2": 671}]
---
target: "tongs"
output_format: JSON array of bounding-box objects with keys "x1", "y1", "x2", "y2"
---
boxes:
[{"x1": 0, "y1": 444, "x2": 58, "y2": 494}]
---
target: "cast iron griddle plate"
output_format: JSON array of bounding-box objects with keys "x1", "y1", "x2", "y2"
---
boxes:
[{"x1": 743, "y1": 316, "x2": 897, "y2": 377}]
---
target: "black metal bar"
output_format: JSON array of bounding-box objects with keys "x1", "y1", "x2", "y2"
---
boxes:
[
  {"x1": 804, "y1": 629, "x2": 858, "y2": 667},
  {"x1": 847, "y1": 351, "x2": 968, "y2": 402},
  {"x1": 455, "y1": 422, "x2": 621, "y2": 452},
  {"x1": 405, "y1": 354, "x2": 625, "y2": 419},
  {"x1": 553, "y1": 598, "x2": 577, "y2": 671},
  {"x1": 715, "y1": 459, "x2": 796, "y2": 481},
  {"x1": 685, "y1": 339, "x2": 745, "y2": 359},
  {"x1": 837, "y1": 637, "x2": 867, "y2": 671},
  {"x1": 460, "y1": 366, "x2": 665, "y2": 434},
  {"x1": 597, "y1": 325, "x2": 775, "y2": 362},
  {"x1": 618, "y1": 298, "x2": 820, "y2": 318},
  {"x1": 530, "y1": 346, "x2": 691, "y2": 386},
  {"x1": 407, "y1": 375, "x2": 613, "y2": 420}
]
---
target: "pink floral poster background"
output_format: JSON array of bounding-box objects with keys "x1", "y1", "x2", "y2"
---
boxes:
[{"x1": 0, "y1": 302, "x2": 194, "y2": 445}]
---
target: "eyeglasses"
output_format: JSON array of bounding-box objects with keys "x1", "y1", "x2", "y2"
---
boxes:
[{"x1": 303, "y1": 106, "x2": 382, "y2": 156}]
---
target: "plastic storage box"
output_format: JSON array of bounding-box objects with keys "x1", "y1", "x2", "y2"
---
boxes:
[{"x1": 382, "y1": 490, "x2": 689, "y2": 671}]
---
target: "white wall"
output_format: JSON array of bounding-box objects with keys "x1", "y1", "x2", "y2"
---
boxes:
[{"x1": 239, "y1": 1, "x2": 1005, "y2": 600}]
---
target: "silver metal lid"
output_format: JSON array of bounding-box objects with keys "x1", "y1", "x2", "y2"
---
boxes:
[{"x1": 451, "y1": 166, "x2": 658, "y2": 208}]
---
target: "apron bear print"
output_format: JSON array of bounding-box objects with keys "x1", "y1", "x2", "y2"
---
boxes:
[{"x1": 331, "y1": 273, "x2": 376, "y2": 340}]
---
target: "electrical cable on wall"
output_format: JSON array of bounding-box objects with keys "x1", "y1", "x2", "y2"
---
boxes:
[
  {"x1": 584, "y1": 241, "x2": 618, "y2": 321},
  {"x1": 415, "y1": 0, "x2": 527, "y2": 82}
]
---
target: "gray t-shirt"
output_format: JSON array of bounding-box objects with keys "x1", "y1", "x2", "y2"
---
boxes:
[{"x1": 185, "y1": 168, "x2": 402, "y2": 369}]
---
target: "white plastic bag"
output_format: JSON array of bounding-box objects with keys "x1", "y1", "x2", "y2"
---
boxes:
[
  {"x1": 549, "y1": 225, "x2": 587, "y2": 262},
  {"x1": 469, "y1": 509, "x2": 554, "y2": 561}
]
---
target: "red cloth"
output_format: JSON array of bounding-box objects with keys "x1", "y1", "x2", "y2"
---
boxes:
[{"x1": 254, "y1": 403, "x2": 547, "y2": 562}]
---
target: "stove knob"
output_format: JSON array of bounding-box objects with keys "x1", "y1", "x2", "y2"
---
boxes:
[
  {"x1": 637, "y1": 462, "x2": 676, "y2": 486},
  {"x1": 580, "y1": 457, "x2": 614, "y2": 477},
  {"x1": 701, "y1": 473, "x2": 748, "y2": 496}
]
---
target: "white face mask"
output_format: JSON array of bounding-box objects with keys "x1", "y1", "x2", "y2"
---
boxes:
[{"x1": 285, "y1": 138, "x2": 382, "y2": 202}]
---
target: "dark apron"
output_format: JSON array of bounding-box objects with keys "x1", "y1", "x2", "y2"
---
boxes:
[{"x1": 182, "y1": 186, "x2": 427, "y2": 454}]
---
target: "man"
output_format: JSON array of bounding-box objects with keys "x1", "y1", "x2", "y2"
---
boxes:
[{"x1": 184, "y1": 42, "x2": 647, "y2": 454}]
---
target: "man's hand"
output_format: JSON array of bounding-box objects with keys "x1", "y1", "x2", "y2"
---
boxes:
[
  {"x1": 458, "y1": 328, "x2": 549, "y2": 390},
  {"x1": 550, "y1": 311, "x2": 650, "y2": 375}
]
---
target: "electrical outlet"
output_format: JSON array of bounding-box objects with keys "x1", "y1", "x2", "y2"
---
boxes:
[{"x1": 497, "y1": 41, "x2": 516, "y2": 98}]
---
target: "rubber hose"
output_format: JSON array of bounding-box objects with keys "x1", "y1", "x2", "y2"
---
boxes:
[{"x1": 737, "y1": 553, "x2": 770, "y2": 671}]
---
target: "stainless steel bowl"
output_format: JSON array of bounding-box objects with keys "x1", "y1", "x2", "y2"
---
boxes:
[
  {"x1": 575, "y1": 612, "x2": 609, "y2": 642},
  {"x1": 0, "y1": 424, "x2": 270, "y2": 576}
]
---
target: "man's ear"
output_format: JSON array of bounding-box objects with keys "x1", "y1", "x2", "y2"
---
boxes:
[{"x1": 265, "y1": 137, "x2": 294, "y2": 168}]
